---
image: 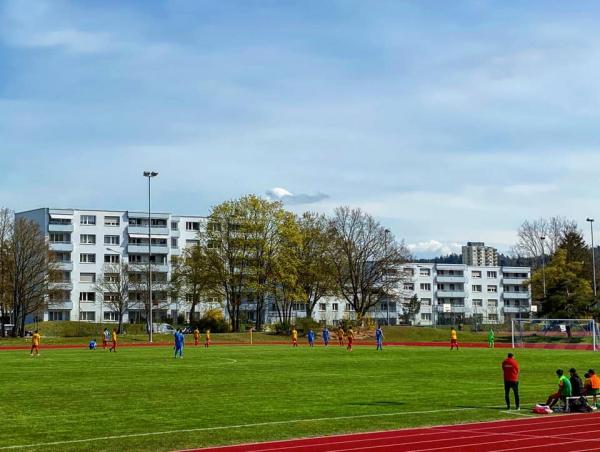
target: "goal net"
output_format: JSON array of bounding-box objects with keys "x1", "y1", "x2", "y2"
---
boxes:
[{"x1": 511, "y1": 318, "x2": 598, "y2": 351}]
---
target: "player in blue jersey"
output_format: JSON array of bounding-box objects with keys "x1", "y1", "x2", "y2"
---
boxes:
[
  {"x1": 322, "y1": 327, "x2": 330, "y2": 346},
  {"x1": 307, "y1": 329, "x2": 315, "y2": 347},
  {"x1": 174, "y1": 328, "x2": 184, "y2": 358},
  {"x1": 375, "y1": 325, "x2": 384, "y2": 351}
]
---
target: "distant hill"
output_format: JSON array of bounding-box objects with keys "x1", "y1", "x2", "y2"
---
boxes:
[{"x1": 414, "y1": 253, "x2": 535, "y2": 267}]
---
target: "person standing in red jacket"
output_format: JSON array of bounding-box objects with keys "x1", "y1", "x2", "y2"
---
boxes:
[{"x1": 502, "y1": 353, "x2": 520, "y2": 410}]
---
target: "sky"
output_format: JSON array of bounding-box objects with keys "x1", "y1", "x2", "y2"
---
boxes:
[{"x1": 1, "y1": 0, "x2": 600, "y2": 257}]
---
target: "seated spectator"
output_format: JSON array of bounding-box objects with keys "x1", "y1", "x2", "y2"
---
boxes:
[
  {"x1": 89, "y1": 339, "x2": 97, "y2": 350},
  {"x1": 585, "y1": 369, "x2": 600, "y2": 405},
  {"x1": 570, "y1": 368, "x2": 583, "y2": 397},
  {"x1": 545, "y1": 369, "x2": 572, "y2": 409}
]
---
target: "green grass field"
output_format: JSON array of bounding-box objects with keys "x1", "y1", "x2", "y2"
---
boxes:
[{"x1": 0, "y1": 344, "x2": 594, "y2": 452}]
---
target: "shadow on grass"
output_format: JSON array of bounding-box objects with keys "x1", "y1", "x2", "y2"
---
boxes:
[{"x1": 347, "y1": 401, "x2": 406, "y2": 407}]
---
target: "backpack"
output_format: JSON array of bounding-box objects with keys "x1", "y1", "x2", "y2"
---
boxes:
[{"x1": 570, "y1": 396, "x2": 593, "y2": 413}]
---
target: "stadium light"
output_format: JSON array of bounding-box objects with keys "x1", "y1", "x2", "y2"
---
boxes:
[
  {"x1": 587, "y1": 218, "x2": 597, "y2": 299},
  {"x1": 540, "y1": 236, "x2": 546, "y2": 299},
  {"x1": 143, "y1": 171, "x2": 159, "y2": 343},
  {"x1": 384, "y1": 229, "x2": 391, "y2": 326}
]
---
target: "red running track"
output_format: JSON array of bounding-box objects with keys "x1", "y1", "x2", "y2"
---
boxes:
[{"x1": 183, "y1": 413, "x2": 600, "y2": 451}]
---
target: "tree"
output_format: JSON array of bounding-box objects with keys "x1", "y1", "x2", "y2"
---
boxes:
[
  {"x1": 94, "y1": 262, "x2": 133, "y2": 333},
  {"x1": 400, "y1": 294, "x2": 421, "y2": 325},
  {"x1": 128, "y1": 263, "x2": 170, "y2": 333},
  {"x1": 296, "y1": 212, "x2": 337, "y2": 318},
  {"x1": 0, "y1": 208, "x2": 13, "y2": 337},
  {"x1": 529, "y1": 249, "x2": 593, "y2": 318},
  {"x1": 513, "y1": 216, "x2": 579, "y2": 267},
  {"x1": 6, "y1": 218, "x2": 57, "y2": 336},
  {"x1": 170, "y1": 245, "x2": 217, "y2": 323},
  {"x1": 328, "y1": 206, "x2": 411, "y2": 322}
]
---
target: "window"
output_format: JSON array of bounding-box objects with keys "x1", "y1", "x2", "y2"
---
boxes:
[
  {"x1": 487, "y1": 271, "x2": 497, "y2": 278},
  {"x1": 404, "y1": 267, "x2": 415, "y2": 276},
  {"x1": 472, "y1": 299, "x2": 483, "y2": 307},
  {"x1": 472, "y1": 270, "x2": 482, "y2": 278},
  {"x1": 79, "y1": 273, "x2": 96, "y2": 283},
  {"x1": 332, "y1": 303, "x2": 339, "y2": 311},
  {"x1": 54, "y1": 252, "x2": 71, "y2": 262},
  {"x1": 104, "y1": 216, "x2": 120, "y2": 226},
  {"x1": 186, "y1": 221, "x2": 200, "y2": 231},
  {"x1": 419, "y1": 268, "x2": 431, "y2": 276},
  {"x1": 345, "y1": 303, "x2": 352, "y2": 311},
  {"x1": 104, "y1": 235, "x2": 120, "y2": 245},
  {"x1": 80, "y1": 253, "x2": 96, "y2": 263},
  {"x1": 105, "y1": 273, "x2": 119, "y2": 283},
  {"x1": 80, "y1": 215, "x2": 96, "y2": 225},
  {"x1": 488, "y1": 299, "x2": 498, "y2": 307},
  {"x1": 80, "y1": 311, "x2": 96, "y2": 321},
  {"x1": 487, "y1": 285, "x2": 497, "y2": 293},
  {"x1": 404, "y1": 283, "x2": 415, "y2": 290},
  {"x1": 420, "y1": 283, "x2": 431, "y2": 291},
  {"x1": 103, "y1": 311, "x2": 118, "y2": 321},
  {"x1": 80, "y1": 234, "x2": 96, "y2": 245},
  {"x1": 50, "y1": 232, "x2": 71, "y2": 243},
  {"x1": 79, "y1": 292, "x2": 96, "y2": 302},
  {"x1": 104, "y1": 254, "x2": 120, "y2": 264},
  {"x1": 171, "y1": 238, "x2": 178, "y2": 248},
  {"x1": 488, "y1": 314, "x2": 498, "y2": 321},
  {"x1": 319, "y1": 303, "x2": 326, "y2": 311},
  {"x1": 186, "y1": 239, "x2": 199, "y2": 247},
  {"x1": 171, "y1": 221, "x2": 178, "y2": 230},
  {"x1": 472, "y1": 285, "x2": 482, "y2": 292},
  {"x1": 420, "y1": 298, "x2": 431, "y2": 305},
  {"x1": 421, "y1": 313, "x2": 432, "y2": 320},
  {"x1": 104, "y1": 293, "x2": 119, "y2": 302},
  {"x1": 48, "y1": 311, "x2": 70, "y2": 321}
]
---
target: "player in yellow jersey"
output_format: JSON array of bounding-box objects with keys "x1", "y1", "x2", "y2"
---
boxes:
[
  {"x1": 193, "y1": 328, "x2": 200, "y2": 346},
  {"x1": 291, "y1": 327, "x2": 298, "y2": 347},
  {"x1": 338, "y1": 327, "x2": 345, "y2": 346},
  {"x1": 110, "y1": 328, "x2": 118, "y2": 352},
  {"x1": 205, "y1": 329, "x2": 211, "y2": 348},
  {"x1": 30, "y1": 330, "x2": 41, "y2": 357},
  {"x1": 450, "y1": 327, "x2": 458, "y2": 350},
  {"x1": 347, "y1": 328, "x2": 354, "y2": 351}
]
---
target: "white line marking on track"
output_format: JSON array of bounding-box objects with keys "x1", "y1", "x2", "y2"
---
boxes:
[
  {"x1": 0, "y1": 407, "x2": 476, "y2": 450},
  {"x1": 500, "y1": 410, "x2": 535, "y2": 417}
]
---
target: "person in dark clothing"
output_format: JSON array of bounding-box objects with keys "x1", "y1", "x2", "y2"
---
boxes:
[
  {"x1": 502, "y1": 353, "x2": 520, "y2": 410},
  {"x1": 570, "y1": 368, "x2": 583, "y2": 397}
]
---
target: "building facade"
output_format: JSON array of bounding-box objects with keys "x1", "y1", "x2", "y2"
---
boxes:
[
  {"x1": 461, "y1": 242, "x2": 499, "y2": 266},
  {"x1": 17, "y1": 208, "x2": 531, "y2": 327}
]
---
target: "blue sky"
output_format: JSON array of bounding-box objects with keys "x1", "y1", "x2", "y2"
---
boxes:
[{"x1": 1, "y1": 0, "x2": 600, "y2": 257}]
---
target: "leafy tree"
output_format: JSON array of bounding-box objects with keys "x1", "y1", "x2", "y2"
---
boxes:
[{"x1": 400, "y1": 294, "x2": 421, "y2": 325}]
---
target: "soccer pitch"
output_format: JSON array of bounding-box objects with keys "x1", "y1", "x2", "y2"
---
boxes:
[{"x1": 0, "y1": 344, "x2": 594, "y2": 451}]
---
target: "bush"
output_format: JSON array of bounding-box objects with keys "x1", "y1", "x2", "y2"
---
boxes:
[
  {"x1": 295, "y1": 318, "x2": 320, "y2": 335},
  {"x1": 189, "y1": 309, "x2": 230, "y2": 333}
]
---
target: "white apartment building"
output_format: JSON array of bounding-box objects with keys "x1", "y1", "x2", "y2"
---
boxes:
[
  {"x1": 462, "y1": 242, "x2": 499, "y2": 267},
  {"x1": 16, "y1": 208, "x2": 531, "y2": 327}
]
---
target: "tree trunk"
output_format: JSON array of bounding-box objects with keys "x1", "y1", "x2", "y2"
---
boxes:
[{"x1": 118, "y1": 312, "x2": 124, "y2": 334}]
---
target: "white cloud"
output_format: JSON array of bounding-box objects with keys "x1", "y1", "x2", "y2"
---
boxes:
[
  {"x1": 266, "y1": 187, "x2": 329, "y2": 205},
  {"x1": 407, "y1": 240, "x2": 462, "y2": 258},
  {"x1": 503, "y1": 184, "x2": 558, "y2": 196}
]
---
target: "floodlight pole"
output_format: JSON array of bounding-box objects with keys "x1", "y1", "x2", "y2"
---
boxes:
[
  {"x1": 143, "y1": 171, "x2": 158, "y2": 343},
  {"x1": 511, "y1": 319, "x2": 515, "y2": 349},
  {"x1": 587, "y1": 218, "x2": 597, "y2": 300},
  {"x1": 540, "y1": 236, "x2": 547, "y2": 299},
  {"x1": 384, "y1": 229, "x2": 390, "y2": 326}
]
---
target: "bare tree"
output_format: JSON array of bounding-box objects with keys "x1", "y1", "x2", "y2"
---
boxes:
[
  {"x1": 94, "y1": 262, "x2": 133, "y2": 333},
  {"x1": 513, "y1": 216, "x2": 579, "y2": 266},
  {"x1": 128, "y1": 263, "x2": 170, "y2": 330},
  {"x1": 7, "y1": 218, "x2": 57, "y2": 336},
  {"x1": 0, "y1": 209, "x2": 13, "y2": 337},
  {"x1": 328, "y1": 206, "x2": 411, "y2": 322}
]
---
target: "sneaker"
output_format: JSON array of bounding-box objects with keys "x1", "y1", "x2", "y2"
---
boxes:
[{"x1": 515, "y1": 408, "x2": 520, "y2": 411}]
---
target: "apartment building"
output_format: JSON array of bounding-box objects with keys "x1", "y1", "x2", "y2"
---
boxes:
[
  {"x1": 462, "y1": 242, "x2": 499, "y2": 267},
  {"x1": 16, "y1": 208, "x2": 208, "y2": 323}
]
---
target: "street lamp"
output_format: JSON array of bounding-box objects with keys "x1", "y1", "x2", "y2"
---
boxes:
[
  {"x1": 587, "y1": 218, "x2": 597, "y2": 299},
  {"x1": 384, "y1": 229, "x2": 391, "y2": 326},
  {"x1": 540, "y1": 236, "x2": 547, "y2": 299},
  {"x1": 143, "y1": 171, "x2": 158, "y2": 343}
]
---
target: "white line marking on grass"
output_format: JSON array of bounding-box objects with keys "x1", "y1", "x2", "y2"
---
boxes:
[
  {"x1": 0, "y1": 407, "x2": 476, "y2": 450},
  {"x1": 500, "y1": 410, "x2": 535, "y2": 417}
]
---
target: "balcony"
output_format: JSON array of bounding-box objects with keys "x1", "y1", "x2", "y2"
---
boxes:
[
  {"x1": 48, "y1": 301, "x2": 73, "y2": 310},
  {"x1": 503, "y1": 277, "x2": 528, "y2": 285},
  {"x1": 503, "y1": 305, "x2": 528, "y2": 313},
  {"x1": 127, "y1": 244, "x2": 169, "y2": 255},
  {"x1": 436, "y1": 305, "x2": 466, "y2": 313},
  {"x1": 435, "y1": 276, "x2": 465, "y2": 283},
  {"x1": 129, "y1": 263, "x2": 169, "y2": 273},
  {"x1": 436, "y1": 290, "x2": 466, "y2": 298},
  {"x1": 54, "y1": 261, "x2": 73, "y2": 271},
  {"x1": 49, "y1": 281, "x2": 73, "y2": 291},
  {"x1": 49, "y1": 223, "x2": 74, "y2": 233},
  {"x1": 503, "y1": 292, "x2": 530, "y2": 300},
  {"x1": 128, "y1": 226, "x2": 170, "y2": 236},
  {"x1": 49, "y1": 242, "x2": 73, "y2": 252}
]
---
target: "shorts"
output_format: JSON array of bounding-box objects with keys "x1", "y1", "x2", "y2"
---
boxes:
[
  {"x1": 589, "y1": 388, "x2": 599, "y2": 396},
  {"x1": 451, "y1": 339, "x2": 458, "y2": 345}
]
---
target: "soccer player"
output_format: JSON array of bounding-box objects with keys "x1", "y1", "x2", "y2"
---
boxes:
[
  {"x1": 174, "y1": 329, "x2": 184, "y2": 358},
  {"x1": 545, "y1": 369, "x2": 572, "y2": 409},
  {"x1": 102, "y1": 328, "x2": 110, "y2": 350},
  {"x1": 109, "y1": 328, "x2": 117, "y2": 353},
  {"x1": 322, "y1": 327, "x2": 330, "y2": 347},
  {"x1": 450, "y1": 327, "x2": 458, "y2": 350},
  {"x1": 337, "y1": 327, "x2": 345, "y2": 346},
  {"x1": 291, "y1": 327, "x2": 298, "y2": 347},
  {"x1": 193, "y1": 327, "x2": 200, "y2": 346},
  {"x1": 502, "y1": 353, "x2": 520, "y2": 410},
  {"x1": 347, "y1": 328, "x2": 354, "y2": 351},
  {"x1": 89, "y1": 339, "x2": 97, "y2": 350},
  {"x1": 375, "y1": 325, "x2": 384, "y2": 351},
  {"x1": 488, "y1": 328, "x2": 495, "y2": 348},
  {"x1": 204, "y1": 329, "x2": 211, "y2": 348},
  {"x1": 307, "y1": 329, "x2": 315, "y2": 348},
  {"x1": 30, "y1": 330, "x2": 41, "y2": 357}
]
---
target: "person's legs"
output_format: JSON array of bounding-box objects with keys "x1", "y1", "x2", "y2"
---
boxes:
[
  {"x1": 513, "y1": 382, "x2": 520, "y2": 409},
  {"x1": 547, "y1": 393, "x2": 559, "y2": 408},
  {"x1": 504, "y1": 381, "x2": 511, "y2": 409}
]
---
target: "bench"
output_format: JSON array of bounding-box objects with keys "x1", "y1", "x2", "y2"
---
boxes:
[{"x1": 565, "y1": 395, "x2": 598, "y2": 412}]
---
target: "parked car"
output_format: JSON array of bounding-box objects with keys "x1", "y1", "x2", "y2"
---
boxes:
[{"x1": 152, "y1": 323, "x2": 177, "y2": 334}]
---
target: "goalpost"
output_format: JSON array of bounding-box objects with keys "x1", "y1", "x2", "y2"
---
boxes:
[{"x1": 511, "y1": 318, "x2": 598, "y2": 351}]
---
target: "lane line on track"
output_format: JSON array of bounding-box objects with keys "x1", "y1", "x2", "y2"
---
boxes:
[{"x1": 0, "y1": 407, "x2": 476, "y2": 450}]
